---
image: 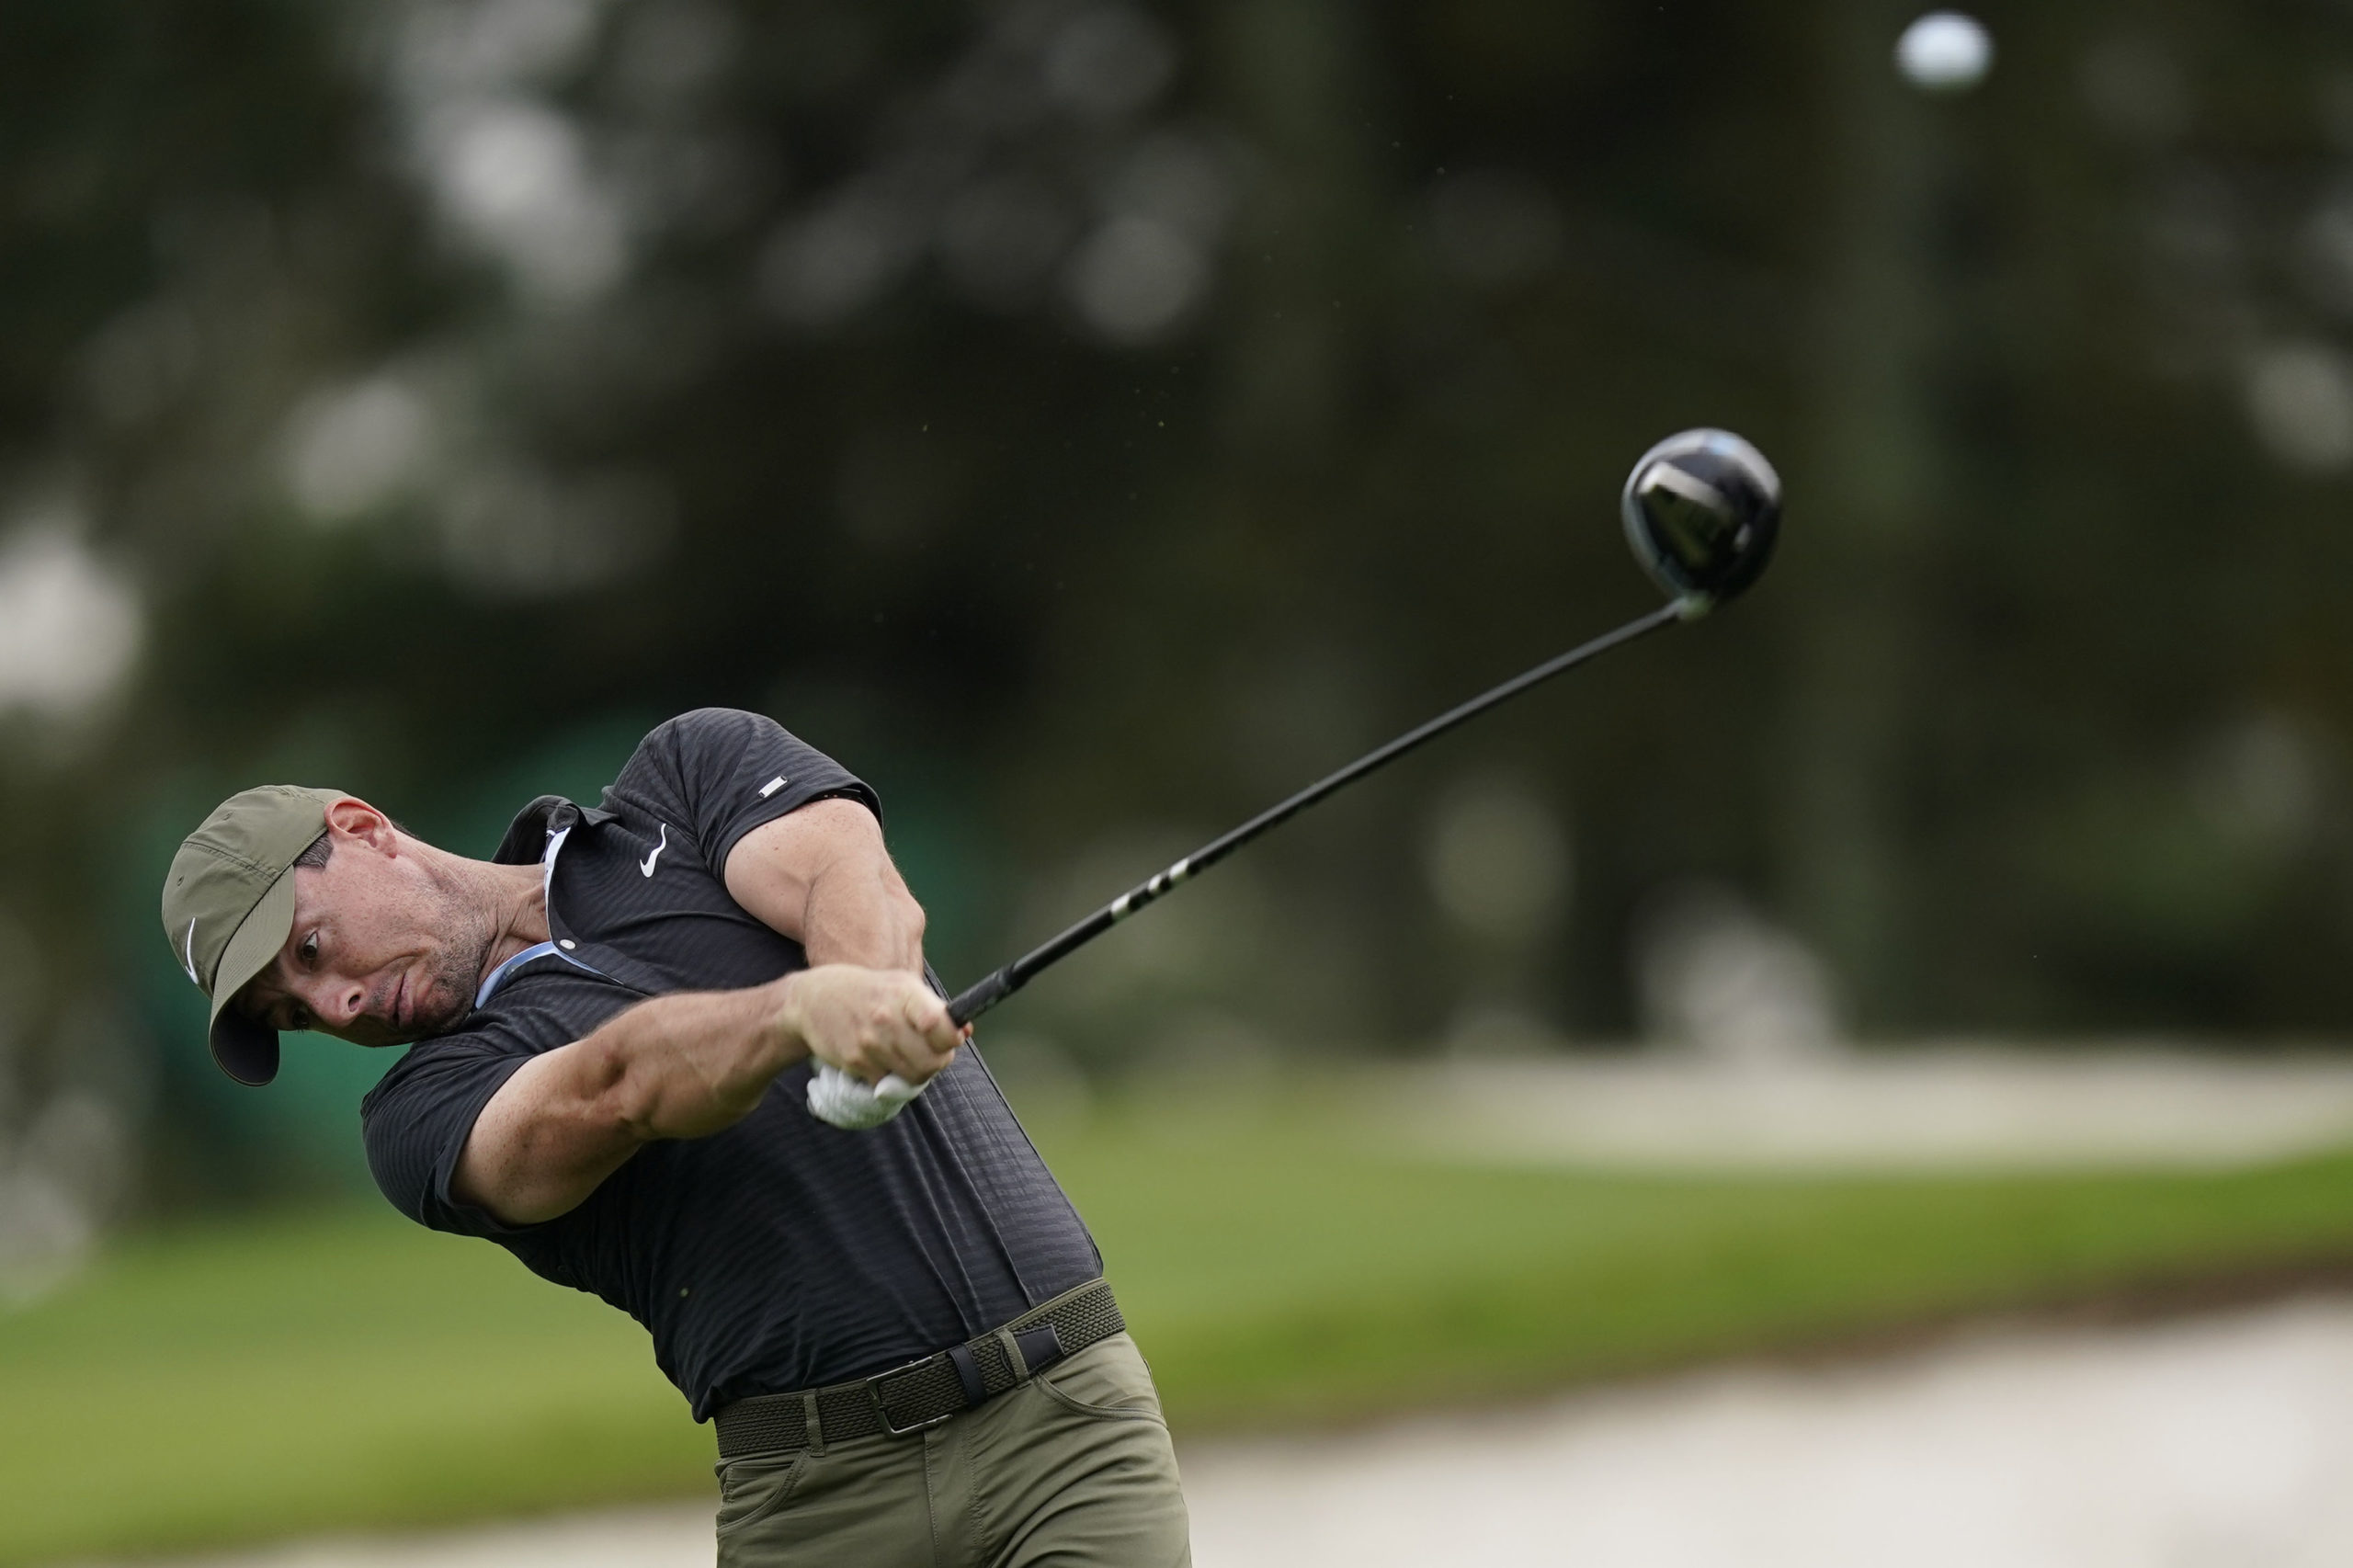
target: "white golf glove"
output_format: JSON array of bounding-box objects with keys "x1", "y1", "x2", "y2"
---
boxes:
[{"x1": 807, "y1": 1062, "x2": 928, "y2": 1130}]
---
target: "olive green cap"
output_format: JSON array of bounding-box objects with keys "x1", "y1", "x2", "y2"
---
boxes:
[{"x1": 160, "y1": 786, "x2": 347, "y2": 1086}]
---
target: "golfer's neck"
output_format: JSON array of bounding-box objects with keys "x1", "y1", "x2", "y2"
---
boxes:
[{"x1": 471, "y1": 857, "x2": 552, "y2": 972}]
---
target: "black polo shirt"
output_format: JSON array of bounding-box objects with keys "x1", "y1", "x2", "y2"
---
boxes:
[{"x1": 359, "y1": 709, "x2": 1102, "y2": 1420}]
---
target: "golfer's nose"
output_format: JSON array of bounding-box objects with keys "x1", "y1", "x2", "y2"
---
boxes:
[{"x1": 301, "y1": 976, "x2": 368, "y2": 1028}]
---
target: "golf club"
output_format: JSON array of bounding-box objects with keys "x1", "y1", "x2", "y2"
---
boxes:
[{"x1": 942, "y1": 426, "x2": 1782, "y2": 1028}]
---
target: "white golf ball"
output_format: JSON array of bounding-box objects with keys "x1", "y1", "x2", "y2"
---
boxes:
[{"x1": 1895, "y1": 11, "x2": 1994, "y2": 92}]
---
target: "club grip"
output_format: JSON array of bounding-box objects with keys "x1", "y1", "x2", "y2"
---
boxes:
[{"x1": 947, "y1": 967, "x2": 1017, "y2": 1027}]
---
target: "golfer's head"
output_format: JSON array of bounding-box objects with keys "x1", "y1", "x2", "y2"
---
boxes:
[{"x1": 161, "y1": 790, "x2": 479, "y2": 1084}]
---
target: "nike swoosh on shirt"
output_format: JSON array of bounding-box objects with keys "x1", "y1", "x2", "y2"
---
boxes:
[{"x1": 641, "y1": 823, "x2": 669, "y2": 878}]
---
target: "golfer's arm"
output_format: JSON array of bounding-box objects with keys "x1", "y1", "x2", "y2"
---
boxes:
[
  {"x1": 722, "y1": 796, "x2": 928, "y2": 972},
  {"x1": 452, "y1": 801, "x2": 938, "y2": 1225},
  {"x1": 454, "y1": 980, "x2": 807, "y2": 1225}
]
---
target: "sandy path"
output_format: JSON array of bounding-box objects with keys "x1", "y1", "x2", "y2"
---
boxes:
[
  {"x1": 1401, "y1": 1051, "x2": 2353, "y2": 1170},
  {"x1": 94, "y1": 1293, "x2": 2353, "y2": 1568},
  {"x1": 1183, "y1": 1297, "x2": 2353, "y2": 1568}
]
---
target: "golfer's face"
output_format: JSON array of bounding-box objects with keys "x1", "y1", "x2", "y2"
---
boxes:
[{"x1": 238, "y1": 850, "x2": 472, "y2": 1047}]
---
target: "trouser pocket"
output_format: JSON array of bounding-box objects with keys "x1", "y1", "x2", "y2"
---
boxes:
[
  {"x1": 713, "y1": 1450, "x2": 807, "y2": 1539},
  {"x1": 715, "y1": 1430, "x2": 937, "y2": 1566},
  {"x1": 1030, "y1": 1333, "x2": 1166, "y2": 1422}
]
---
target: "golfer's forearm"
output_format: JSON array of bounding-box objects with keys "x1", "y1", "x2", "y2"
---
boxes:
[
  {"x1": 455, "y1": 982, "x2": 803, "y2": 1223},
  {"x1": 574, "y1": 980, "x2": 808, "y2": 1139}
]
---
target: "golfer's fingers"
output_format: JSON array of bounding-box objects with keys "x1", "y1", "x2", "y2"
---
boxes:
[
  {"x1": 844, "y1": 1031, "x2": 923, "y2": 1085},
  {"x1": 864, "y1": 1039, "x2": 952, "y2": 1085},
  {"x1": 842, "y1": 981, "x2": 950, "y2": 1082},
  {"x1": 885, "y1": 990, "x2": 958, "y2": 1074},
  {"x1": 900, "y1": 987, "x2": 961, "y2": 1053},
  {"x1": 901, "y1": 1044, "x2": 958, "y2": 1087}
]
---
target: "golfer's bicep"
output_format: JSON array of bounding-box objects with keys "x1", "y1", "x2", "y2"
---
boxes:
[
  {"x1": 452, "y1": 1047, "x2": 643, "y2": 1226},
  {"x1": 722, "y1": 797, "x2": 887, "y2": 941}
]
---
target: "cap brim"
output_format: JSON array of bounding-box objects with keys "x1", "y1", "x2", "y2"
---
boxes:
[{"x1": 205, "y1": 869, "x2": 297, "y2": 1087}]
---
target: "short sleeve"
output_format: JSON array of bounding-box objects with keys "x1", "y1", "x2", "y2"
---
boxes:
[
  {"x1": 360, "y1": 1031, "x2": 538, "y2": 1239},
  {"x1": 620, "y1": 709, "x2": 880, "y2": 872}
]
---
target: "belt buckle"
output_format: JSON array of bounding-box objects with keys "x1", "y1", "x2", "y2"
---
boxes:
[{"x1": 867, "y1": 1356, "x2": 954, "y2": 1437}]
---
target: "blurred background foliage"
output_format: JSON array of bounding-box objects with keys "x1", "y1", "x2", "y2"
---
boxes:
[{"x1": 0, "y1": 0, "x2": 2351, "y2": 1263}]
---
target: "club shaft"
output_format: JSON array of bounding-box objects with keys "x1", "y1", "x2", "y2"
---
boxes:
[{"x1": 945, "y1": 599, "x2": 1688, "y2": 1025}]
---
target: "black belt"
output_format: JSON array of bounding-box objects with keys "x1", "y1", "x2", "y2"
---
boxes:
[{"x1": 713, "y1": 1278, "x2": 1125, "y2": 1459}]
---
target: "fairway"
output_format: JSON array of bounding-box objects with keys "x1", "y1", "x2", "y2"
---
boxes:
[{"x1": 6, "y1": 1104, "x2": 2353, "y2": 1565}]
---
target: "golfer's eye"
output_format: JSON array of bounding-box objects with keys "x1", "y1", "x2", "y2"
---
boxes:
[
  {"x1": 299, "y1": 932, "x2": 320, "y2": 968},
  {"x1": 287, "y1": 1005, "x2": 310, "y2": 1031}
]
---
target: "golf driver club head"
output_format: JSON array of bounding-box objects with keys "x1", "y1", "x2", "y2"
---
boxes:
[{"x1": 1620, "y1": 428, "x2": 1781, "y2": 617}]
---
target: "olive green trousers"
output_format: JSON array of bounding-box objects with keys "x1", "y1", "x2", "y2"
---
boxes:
[{"x1": 712, "y1": 1333, "x2": 1191, "y2": 1566}]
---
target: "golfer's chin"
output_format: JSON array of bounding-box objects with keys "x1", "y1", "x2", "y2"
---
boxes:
[{"x1": 401, "y1": 985, "x2": 475, "y2": 1042}]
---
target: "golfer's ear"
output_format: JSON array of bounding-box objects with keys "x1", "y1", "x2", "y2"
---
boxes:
[{"x1": 324, "y1": 798, "x2": 399, "y2": 856}]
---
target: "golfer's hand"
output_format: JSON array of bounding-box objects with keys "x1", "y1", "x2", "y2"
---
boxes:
[{"x1": 780, "y1": 965, "x2": 961, "y2": 1086}]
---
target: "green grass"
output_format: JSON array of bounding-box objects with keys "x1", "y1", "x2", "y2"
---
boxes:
[
  {"x1": 1073, "y1": 1111, "x2": 2353, "y2": 1426},
  {"x1": 7, "y1": 1105, "x2": 2353, "y2": 1563}
]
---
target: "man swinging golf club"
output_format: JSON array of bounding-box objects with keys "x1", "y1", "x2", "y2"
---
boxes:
[
  {"x1": 161, "y1": 709, "x2": 1190, "y2": 1566},
  {"x1": 159, "y1": 428, "x2": 1778, "y2": 1566}
]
